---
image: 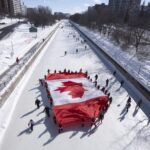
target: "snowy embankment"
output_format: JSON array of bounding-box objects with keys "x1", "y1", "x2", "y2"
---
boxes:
[
  {"x1": 0, "y1": 23, "x2": 57, "y2": 75},
  {"x1": 0, "y1": 23, "x2": 59, "y2": 147},
  {"x1": 0, "y1": 20, "x2": 149, "y2": 150},
  {"x1": 72, "y1": 23, "x2": 150, "y2": 92},
  {"x1": 0, "y1": 17, "x2": 21, "y2": 29},
  {"x1": 0, "y1": 22, "x2": 59, "y2": 99}
]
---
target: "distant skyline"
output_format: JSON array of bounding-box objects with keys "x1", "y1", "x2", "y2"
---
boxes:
[{"x1": 22, "y1": 0, "x2": 150, "y2": 14}]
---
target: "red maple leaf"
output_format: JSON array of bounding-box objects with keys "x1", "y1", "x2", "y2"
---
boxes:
[{"x1": 55, "y1": 81, "x2": 87, "y2": 98}]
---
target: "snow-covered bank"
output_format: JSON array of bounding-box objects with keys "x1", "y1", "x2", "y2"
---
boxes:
[
  {"x1": 72, "y1": 23, "x2": 150, "y2": 92},
  {"x1": 0, "y1": 22, "x2": 59, "y2": 101},
  {"x1": 0, "y1": 24, "x2": 59, "y2": 147},
  {"x1": 0, "y1": 23, "x2": 58, "y2": 75}
]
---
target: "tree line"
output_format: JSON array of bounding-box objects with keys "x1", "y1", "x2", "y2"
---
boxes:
[
  {"x1": 70, "y1": 4, "x2": 150, "y2": 52},
  {"x1": 27, "y1": 6, "x2": 63, "y2": 28}
]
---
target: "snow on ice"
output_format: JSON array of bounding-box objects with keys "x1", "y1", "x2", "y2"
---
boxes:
[{"x1": 0, "y1": 20, "x2": 149, "y2": 150}]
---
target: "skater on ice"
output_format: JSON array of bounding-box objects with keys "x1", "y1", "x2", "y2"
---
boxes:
[
  {"x1": 106, "y1": 79, "x2": 109, "y2": 87},
  {"x1": 47, "y1": 69, "x2": 50, "y2": 74},
  {"x1": 76, "y1": 49, "x2": 78, "y2": 53},
  {"x1": 35, "y1": 98, "x2": 41, "y2": 109},
  {"x1": 39, "y1": 79, "x2": 43, "y2": 86},
  {"x1": 43, "y1": 106, "x2": 51, "y2": 118},
  {"x1": 28, "y1": 119, "x2": 34, "y2": 132},
  {"x1": 95, "y1": 74, "x2": 98, "y2": 81},
  {"x1": 64, "y1": 51, "x2": 67, "y2": 56}
]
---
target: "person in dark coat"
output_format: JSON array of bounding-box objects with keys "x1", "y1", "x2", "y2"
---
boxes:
[
  {"x1": 97, "y1": 85, "x2": 100, "y2": 90},
  {"x1": 95, "y1": 81, "x2": 97, "y2": 87},
  {"x1": 127, "y1": 97, "x2": 131, "y2": 104},
  {"x1": 106, "y1": 79, "x2": 109, "y2": 87},
  {"x1": 80, "y1": 68, "x2": 82, "y2": 73},
  {"x1": 85, "y1": 71, "x2": 88, "y2": 76},
  {"x1": 91, "y1": 118, "x2": 97, "y2": 128},
  {"x1": 113, "y1": 71, "x2": 116, "y2": 76},
  {"x1": 64, "y1": 68, "x2": 66, "y2": 73},
  {"x1": 120, "y1": 80, "x2": 124, "y2": 87},
  {"x1": 107, "y1": 92, "x2": 110, "y2": 97},
  {"x1": 104, "y1": 89, "x2": 108, "y2": 95},
  {"x1": 35, "y1": 99, "x2": 41, "y2": 109},
  {"x1": 95, "y1": 74, "x2": 98, "y2": 81},
  {"x1": 47, "y1": 69, "x2": 50, "y2": 74},
  {"x1": 28, "y1": 119, "x2": 34, "y2": 132},
  {"x1": 58, "y1": 124, "x2": 63, "y2": 133},
  {"x1": 87, "y1": 76, "x2": 90, "y2": 80},
  {"x1": 43, "y1": 106, "x2": 51, "y2": 117},
  {"x1": 98, "y1": 112, "x2": 104, "y2": 123},
  {"x1": 39, "y1": 79, "x2": 43, "y2": 86},
  {"x1": 76, "y1": 49, "x2": 78, "y2": 53},
  {"x1": 126, "y1": 102, "x2": 131, "y2": 112},
  {"x1": 101, "y1": 87, "x2": 105, "y2": 92},
  {"x1": 109, "y1": 97, "x2": 113, "y2": 105},
  {"x1": 16, "y1": 57, "x2": 19, "y2": 64},
  {"x1": 64, "y1": 51, "x2": 67, "y2": 55}
]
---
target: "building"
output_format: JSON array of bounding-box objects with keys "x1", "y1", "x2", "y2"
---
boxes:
[
  {"x1": 109, "y1": 0, "x2": 141, "y2": 17},
  {"x1": 0, "y1": 0, "x2": 22, "y2": 16},
  {"x1": 10, "y1": 0, "x2": 22, "y2": 15},
  {"x1": 21, "y1": 2, "x2": 27, "y2": 16},
  {"x1": 0, "y1": 0, "x2": 9, "y2": 14}
]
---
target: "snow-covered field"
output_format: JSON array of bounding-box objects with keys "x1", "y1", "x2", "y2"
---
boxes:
[
  {"x1": 73, "y1": 23, "x2": 150, "y2": 92},
  {"x1": 0, "y1": 20, "x2": 149, "y2": 150},
  {"x1": 0, "y1": 22, "x2": 58, "y2": 75}
]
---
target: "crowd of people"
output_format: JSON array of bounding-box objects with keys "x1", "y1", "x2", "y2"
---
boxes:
[{"x1": 37, "y1": 68, "x2": 114, "y2": 133}]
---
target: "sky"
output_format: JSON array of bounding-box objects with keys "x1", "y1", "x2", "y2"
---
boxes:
[{"x1": 22, "y1": 0, "x2": 150, "y2": 14}]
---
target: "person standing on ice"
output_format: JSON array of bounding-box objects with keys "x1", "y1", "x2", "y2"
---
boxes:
[
  {"x1": 28, "y1": 119, "x2": 34, "y2": 132},
  {"x1": 35, "y1": 99, "x2": 41, "y2": 109},
  {"x1": 16, "y1": 57, "x2": 19, "y2": 64},
  {"x1": 76, "y1": 49, "x2": 78, "y2": 53},
  {"x1": 58, "y1": 124, "x2": 63, "y2": 133},
  {"x1": 120, "y1": 80, "x2": 124, "y2": 87},
  {"x1": 39, "y1": 79, "x2": 43, "y2": 86},
  {"x1": 95, "y1": 74, "x2": 98, "y2": 81},
  {"x1": 47, "y1": 69, "x2": 50, "y2": 74},
  {"x1": 98, "y1": 112, "x2": 104, "y2": 124},
  {"x1": 43, "y1": 106, "x2": 51, "y2": 118},
  {"x1": 91, "y1": 118, "x2": 97, "y2": 128},
  {"x1": 94, "y1": 81, "x2": 97, "y2": 87},
  {"x1": 64, "y1": 51, "x2": 67, "y2": 56},
  {"x1": 126, "y1": 102, "x2": 131, "y2": 113},
  {"x1": 101, "y1": 86, "x2": 105, "y2": 93},
  {"x1": 127, "y1": 97, "x2": 131, "y2": 104},
  {"x1": 109, "y1": 97, "x2": 113, "y2": 105},
  {"x1": 106, "y1": 79, "x2": 109, "y2": 87}
]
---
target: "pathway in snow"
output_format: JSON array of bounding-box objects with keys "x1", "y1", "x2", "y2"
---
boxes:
[{"x1": 0, "y1": 21, "x2": 150, "y2": 150}]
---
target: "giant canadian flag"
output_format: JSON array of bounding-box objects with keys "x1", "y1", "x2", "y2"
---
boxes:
[{"x1": 45, "y1": 72, "x2": 108, "y2": 127}]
